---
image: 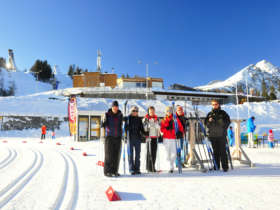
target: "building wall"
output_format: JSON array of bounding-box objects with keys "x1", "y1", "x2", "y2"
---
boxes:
[
  {"x1": 73, "y1": 72, "x2": 117, "y2": 88},
  {"x1": 102, "y1": 74, "x2": 117, "y2": 88},
  {"x1": 84, "y1": 72, "x2": 100, "y2": 87},
  {"x1": 73, "y1": 75, "x2": 85, "y2": 87}
]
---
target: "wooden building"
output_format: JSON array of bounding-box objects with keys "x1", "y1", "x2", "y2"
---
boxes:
[{"x1": 73, "y1": 72, "x2": 117, "y2": 88}]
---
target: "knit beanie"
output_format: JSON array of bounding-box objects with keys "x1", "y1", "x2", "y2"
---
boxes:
[{"x1": 112, "y1": 100, "x2": 119, "y2": 107}]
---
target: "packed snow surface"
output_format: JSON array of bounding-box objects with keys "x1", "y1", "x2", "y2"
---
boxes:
[{"x1": 0, "y1": 138, "x2": 279, "y2": 210}]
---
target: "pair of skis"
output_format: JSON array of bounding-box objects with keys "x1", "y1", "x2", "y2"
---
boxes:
[
  {"x1": 194, "y1": 109, "x2": 233, "y2": 171},
  {"x1": 122, "y1": 100, "x2": 130, "y2": 175}
]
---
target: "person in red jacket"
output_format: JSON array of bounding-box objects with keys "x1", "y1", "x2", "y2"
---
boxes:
[
  {"x1": 41, "y1": 125, "x2": 46, "y2": 140},
  {"x1": 161, "y1": 106, "x2": 184, "y2": 173}
]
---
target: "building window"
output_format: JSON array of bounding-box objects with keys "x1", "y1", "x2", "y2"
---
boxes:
[{"x1": 136, "y1": 82, "x2": 146, "y2": 88}]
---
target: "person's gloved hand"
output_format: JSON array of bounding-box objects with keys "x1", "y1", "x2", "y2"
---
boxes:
[
  {"x1": 166, "y1": 120, "x2": 173, "y2": 130},
  {"x1": 176, "y1": 131, "x2": 181, "y2": 139}
]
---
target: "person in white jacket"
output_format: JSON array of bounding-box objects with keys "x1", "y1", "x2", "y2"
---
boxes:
[{"x1": 142, "y1": 106, "x2": 161, "y2": 172}]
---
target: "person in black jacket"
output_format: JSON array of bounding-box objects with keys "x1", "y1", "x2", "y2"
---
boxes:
[
  {"x1": 124, "y1": 105, "x2": 145, "y2": 175},
  {"x1": 102, "y1": 101, "x2": 123, "y2": 177},
  {"x1": 205, "y1": 100, "x2": 231, "y2": 172}
]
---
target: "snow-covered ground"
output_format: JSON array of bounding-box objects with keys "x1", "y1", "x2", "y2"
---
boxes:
[{"x1": 0, "y1": 137, "x2": 279, "y2": 210}]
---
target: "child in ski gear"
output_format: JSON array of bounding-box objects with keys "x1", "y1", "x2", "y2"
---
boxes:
[
  {"x1": 102, "y1": 100, "x2": 123, "y2": 177},
  {"x1": 124, "y1": 106, "x2": 145, "y2": 175},
  {"x1": 268, "y1": 129, "x2": 274, "y2": 148},
  {"x1": 247, "y1": 116, "x2": 256, "y2": 148},
  {"x1": 161, "y1": 106, "x2": 184, "y2": 173},
  {"x1": 41, "y1": 125, "x2": 46, "y2": 140},
  {"x1": 143, "y1": 106, "x2": 161, "y2": 172},
  {"x1": 51, "y1": 131, "x2": 55, "y2": 139},
  {"x1": 205, "y1": 100, "x2": 231, "y2": 172},
  {"x1": 227, "y1": 126, "x2": 234, "y2": 147}
]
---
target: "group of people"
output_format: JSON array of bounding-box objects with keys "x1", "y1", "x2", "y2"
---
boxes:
[{"x1": 101, "y1": 99, "x2": 233, "y2": 177}]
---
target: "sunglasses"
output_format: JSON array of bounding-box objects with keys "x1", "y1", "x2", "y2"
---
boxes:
[
  {"x1": 132, "y1": 110, "x2": 138, "y2": 112},
  {"x1": 212, "y1": 103, "x2": 219, "y2": 106}
]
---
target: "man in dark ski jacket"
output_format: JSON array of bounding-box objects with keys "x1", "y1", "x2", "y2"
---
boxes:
[
  {"x1": 102, "y1": 100, "x2": 123, "y2": 177},
  {"x1": 124, "y1": 105, "x2": 145, "y2": 175},
  {"x1": 205, "y1": 100, "x2": 231, "y2": 172}
]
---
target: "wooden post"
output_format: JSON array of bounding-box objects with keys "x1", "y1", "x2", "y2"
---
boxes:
[{"x1": 231, "y1": 119, "x2": 254, "y2": 167}]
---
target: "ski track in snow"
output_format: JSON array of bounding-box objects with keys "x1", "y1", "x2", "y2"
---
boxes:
[
  {"x1": 0, "y1": 139, "x2": 280, "y2": 209},
  {"x1": 0, "y1": 149, "x2": 43, "y2": 208},
  {"x1": 51, "y1": 152, "x2": 79, "y2": 210},
  {"x1": 0, "y1": 148, "x2": 18, "y2": 170}
]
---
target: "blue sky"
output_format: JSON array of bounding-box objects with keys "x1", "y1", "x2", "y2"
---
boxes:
[{"x1": 1, "y1": 0, "x2": 280, "y2": 87}]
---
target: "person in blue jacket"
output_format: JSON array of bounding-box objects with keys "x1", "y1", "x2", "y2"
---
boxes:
[
  {"x1": 227, "y1": 126, "x2": 234, "y2": 147},
  {"x1": 247, "y1": 116, "x2": 256, "y2": 148}
]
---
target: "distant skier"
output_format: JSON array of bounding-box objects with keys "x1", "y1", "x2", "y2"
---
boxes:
[
  {"x1": 41, "y1": 125, "x2": 46, "y2": 140},
  {"x1": 51, "y1": 131, "x2": 56, "y2": 139},
  {"x1": 268, "y1": 129, "x2": 274, "y2": 148},
  {"x1": 143, "y1": 106, "x2": 161, "y2": 172},
  {"x1": 124, "y1": 106, "x2": 145, "y2": 175},
  {"x1": 247, "y1": 116, "x2": 256, "y2": 148},
  {"x1": 101, "y1": 101, "x2": 123, "y2": 177},
  {"x1": 227, "y1": 126, "x2": 234, "y2": 147},
  {"x1": 161, "y1": 106, "x2": 184, "y2": 173},
  {"x1": 205, "y1": 100, "x2": 231, "y2": 172}
]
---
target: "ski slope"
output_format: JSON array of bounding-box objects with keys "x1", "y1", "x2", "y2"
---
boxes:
[{"x1": 0, "y1": 137, "x2": 279, "y2": 210}]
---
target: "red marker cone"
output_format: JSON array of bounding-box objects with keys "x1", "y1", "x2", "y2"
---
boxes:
[
  {"x1": 56, "y1": 142, "x2": 61, "y2": 145},
  {"x1": 82, "y1": 152, "x2": 87, "y2": 156},
  {"x1": 70, "y1": 147, "x2": 74, "y2": 150},
  {"x1": 105, "y1": 186, "x2": 121, "y2": 201},
  {"x1": 97, "y1": 161, "x2": 104, "y2": 167},
  {"x1": 22, "y1": 141, "x2": 27, "y2": 143}
]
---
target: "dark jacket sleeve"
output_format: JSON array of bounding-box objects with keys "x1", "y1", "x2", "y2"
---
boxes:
[
  {"x1": 205, "y1": 112, "x2": 212, "y2": 128},
  {"x1": 223, "y1": 111, "x2": 231, "y2": 130}
]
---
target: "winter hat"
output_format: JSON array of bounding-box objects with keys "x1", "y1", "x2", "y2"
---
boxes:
[
  {"x1": 130, "y1": 105, "x2": 139, "y2": 113},
  {"x1": 269, "y1": 129, "x2": 273, "y2": 133},
  {"x1": 112, "y1": 100, "x2": 119, "y2": 107},
  {"x1": 165, "y1": 106, "x2": 173, "y2": 114}
]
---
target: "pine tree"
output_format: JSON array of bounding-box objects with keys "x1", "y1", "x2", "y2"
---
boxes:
[
  {"x1": 277, "y1": 80, "x2": 280, "y2": 92},
  {"x1": 68, "y1": 65, "x2": 75, "y2": 79},
  {"x1": 255, "y1": 90, "x2": 260, "y2": 96},
  {"x1": 0, "y1": 57, "x2": 6, "y2": 68},
  {"x1": 237, "y1": 83, "x2": 244, "y2": 94},
  {"x1": 269, "y1": 85, "x2": 277, "y2": 100},
  {"x1": 261, "y1": 78, "x2": 269, "y2": 100},
  {"x1": 74, "y1": 66, "x2": 83, "y2": 75},
  {"x1": 30, "y1": 60, "x2": 52, "y2": 82}
]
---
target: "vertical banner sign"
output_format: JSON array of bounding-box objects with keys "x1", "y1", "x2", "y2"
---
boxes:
[{"x1": 68, "y1": 95, "x2": 77, "y2": 136}]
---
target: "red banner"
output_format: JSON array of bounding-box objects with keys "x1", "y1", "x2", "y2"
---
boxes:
[{"x1": 68, "y1": 96, "x2": 77, "y2": 135}]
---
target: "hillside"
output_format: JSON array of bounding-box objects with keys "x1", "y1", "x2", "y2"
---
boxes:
[
  {"x1": 196, "y1": 60, "x2": 280, "y2": 95},
  {"x1": 0, "y1": 67, "x2": 72, "y2": 96}
]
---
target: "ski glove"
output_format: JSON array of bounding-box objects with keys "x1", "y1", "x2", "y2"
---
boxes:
[
  {"x1": 176, "y1": 131, "x2": 182, "y2": 139},
  {"x1": 166, "y1": 120, "x2": 173, "y2": 130}
]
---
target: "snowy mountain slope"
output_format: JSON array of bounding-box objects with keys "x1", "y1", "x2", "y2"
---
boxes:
[
  {"x1": 196, "y1": 60, "x2": 280, "y2": 94},
  {"x1": 0, "y1": 67, "x2": 73, "y2": 96}
]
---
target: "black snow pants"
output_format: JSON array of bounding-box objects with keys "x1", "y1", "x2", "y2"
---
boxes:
[
  {"x1": 104, "y1": 136, "x2": 122, "y2": 175},
  {"x1": 209, "y1": 137, "x2": 229, "y2": 170},
  {"x1": 146, "y1": 138, "x2": 157, "y2": 172}
]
